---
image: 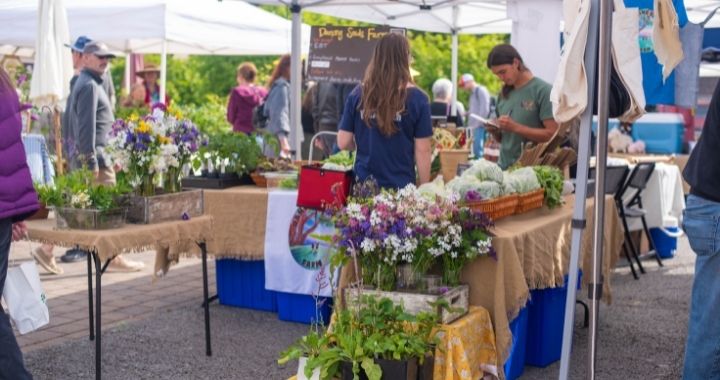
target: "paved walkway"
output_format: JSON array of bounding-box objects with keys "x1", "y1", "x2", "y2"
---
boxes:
[{"x1": 8, "y1": 241, "x2": 216, "y2": 353}]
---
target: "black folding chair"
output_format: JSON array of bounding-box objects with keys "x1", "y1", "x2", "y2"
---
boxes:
[
  {"x1": 590, "y1": 165, "x2": 641, "y2": 279},
  {"x1": 618, "y1": 162, "x2": 663, "y2": 273}
]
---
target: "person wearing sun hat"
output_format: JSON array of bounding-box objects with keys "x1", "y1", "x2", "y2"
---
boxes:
[{"x1": 124, "y1": 63, "x2": 169, "y2": 108}]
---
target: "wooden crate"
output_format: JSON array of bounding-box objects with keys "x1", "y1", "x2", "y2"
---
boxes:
[
  {"x1": 343, "y1": 285, "x2": 469, "y2": 325},
  {"x1": 126, "y1": 189, "x2": 203, "y2": 224}
]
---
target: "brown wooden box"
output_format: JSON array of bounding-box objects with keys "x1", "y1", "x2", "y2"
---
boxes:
[
  {"x1": 126, "y1": 189, "x2": 203, "y2": 224},
  {"x1": 343, "y1": 285, "x2": 469, "y2": 325}
]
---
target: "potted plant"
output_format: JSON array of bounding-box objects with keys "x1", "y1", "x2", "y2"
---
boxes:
[
  {"x1": 106, "y1": 105, "x2": 204, "y2": 223},
  {"x1": 278, "y1": 329, "x2": 327, "y2": 380},
  {"x1": 35, "y1": 170, "x2": 131, "y2": 230},
  {"x1": 285, "y1": 296, "x2": 439, "y2": 380}
]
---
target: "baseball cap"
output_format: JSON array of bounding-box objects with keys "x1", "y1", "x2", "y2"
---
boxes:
[
  {"x1": 458, "y1": 73, "x2": 474, "y2": 86},
  {"x1": 65, "y1": 36, "x2": 92, "y2": 53},
  {"x1": 82, "y1": 41, "x2": 116, "y2": 58}
]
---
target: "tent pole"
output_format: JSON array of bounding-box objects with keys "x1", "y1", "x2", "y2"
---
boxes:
[
  {"x1": 124, "y1": 53, "x2": 131, "y2": 95},
  {"x1": 290, "y1": 1, "x2": 303, "y2": 160},
  {"x1": 557, "y1": 0, "x2": 600, "y2": 378},
  {"x1": 588, "y1": 0, "x2": 613, "y2": 377},
  {"x1": 160, "y1": 40, "x2": 167, "y2": 105},
  {"x1": 450, "y1": 5, "x2": 458, "y2": 116}
]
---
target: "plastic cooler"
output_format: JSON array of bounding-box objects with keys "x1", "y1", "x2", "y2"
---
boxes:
[
  {"x1": 276, "y1": 292, "x2": 333, "y2": 325},
  {"x1": 649, "y1": 216, "x2": 683, "y2": 259},
  {"x1": 630, "y1": 113, "x2": 684, "y2": 154},
  {"x1": 525, "y1": 272, "x2": 583, "y2": 368},
  {"x1": 216, "y1": 259, "x2": 277, "y2": 312},
  {"x1": 504, "y1": 307, "x2": 529, "y2": 380},
  {"x1": 591, "y1": 113, "x2": 684, "y2": 154}
]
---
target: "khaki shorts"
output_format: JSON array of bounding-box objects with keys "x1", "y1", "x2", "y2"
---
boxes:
[{"x1": 95, "y1": 166, "x2": 116, "y2": 186}]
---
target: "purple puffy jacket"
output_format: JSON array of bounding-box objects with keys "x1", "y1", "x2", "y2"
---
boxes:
[{"x1": 0, "y1": 86, "x2": 39, "y2": 222}]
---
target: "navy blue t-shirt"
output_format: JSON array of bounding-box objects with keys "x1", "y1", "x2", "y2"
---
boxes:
[{"x1": 339, "y1": 86, "x2": 432, "y2": 189}]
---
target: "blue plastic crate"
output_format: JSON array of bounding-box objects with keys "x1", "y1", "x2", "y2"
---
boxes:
[
  {"x1": 504, "y1": 306, "x2": 529, "y2": 380},
  {"x1": 216, "y1": 259, "x2": 277, "y2": 312},
  {"x1": 276, "y1": 292, "x2": 333, "y2": 325},
  {"x1": 650, "y1": 227, "x2": 679, "y2": 259},
  {"x1": 525, "y1": 272, "x2": 582, "y2": 367}
]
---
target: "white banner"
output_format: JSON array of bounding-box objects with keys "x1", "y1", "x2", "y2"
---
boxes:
[{"x1": 264, "y1": 190, "x2": 337, "y2": 297}]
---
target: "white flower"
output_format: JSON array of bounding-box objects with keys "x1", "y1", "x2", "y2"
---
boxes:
[{"x1": 71, "y1": 191, "x2": 92, "y2": 209}]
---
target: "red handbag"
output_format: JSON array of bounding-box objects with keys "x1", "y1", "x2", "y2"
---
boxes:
[{"x1": 296, "y1": 164, "x2": 353, "y2": 210}]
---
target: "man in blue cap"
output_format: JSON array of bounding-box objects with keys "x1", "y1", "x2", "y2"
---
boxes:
[{"x1": 32, "y1": 36, "x2": 118, "y2": 267}]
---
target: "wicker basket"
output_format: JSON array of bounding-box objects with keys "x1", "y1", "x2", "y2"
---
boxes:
[
  {"x1": 516, "y1": 189, "x2": 545, "y2": 214},
  {"x1": 250, "y1": 172, "x2": 267, "y2": 187},
  {"x1": 466, "y1": 194, "x2": 519, "y2": 221},
  {"x1": 439, "y1": 149, "x2": 470, "y2": 182}
]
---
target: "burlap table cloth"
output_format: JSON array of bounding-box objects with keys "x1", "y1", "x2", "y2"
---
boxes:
[
  {"x1": 338, "y1": 195, "x2": 623, "y2": 371},
  {"x1": 25, "y1": 216, "x2": 214, "y2": 269},
  {"x1": 202, "y1": 186, "x2": 267, "y2": 259}
]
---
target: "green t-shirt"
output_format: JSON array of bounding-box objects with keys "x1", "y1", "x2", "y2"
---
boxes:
[{"x1": 495, "y1": 77, "x2": 554, "y2": 169}]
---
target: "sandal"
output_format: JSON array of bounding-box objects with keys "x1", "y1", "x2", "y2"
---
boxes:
[{"x1": 30, "y1": 247, "x2": 64, "y2": 275}]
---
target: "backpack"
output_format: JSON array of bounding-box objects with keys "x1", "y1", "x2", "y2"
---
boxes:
[{"x1": 252, "y1": 101, "x2": 268, "y2": 129}]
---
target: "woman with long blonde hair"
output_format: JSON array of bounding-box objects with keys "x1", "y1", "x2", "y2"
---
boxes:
[{"x1": 337, "y1": 32, "x2": 432, "y2": 189}]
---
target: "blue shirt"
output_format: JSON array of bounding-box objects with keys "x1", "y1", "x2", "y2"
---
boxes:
[
  {"x1": 624, "y1": 0, "x2": 688, "y2": 105},
  {"x1": 339, "y1": 86, "x2": 432, "y2": 189}
]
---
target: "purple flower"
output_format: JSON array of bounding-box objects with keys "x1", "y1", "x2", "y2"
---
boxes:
[
  {"x1": 181, "y1": 212, "x2": 190, "y2": 221},
  {"x1": 465, "y1": 190, "x2": 482, "y2": 201},
  {"x1": 151, "y1": 102, "x2": 167, "y2": 112},
  {"x1": 16, "y1": 74, "x2": 27, "y2": 87}
]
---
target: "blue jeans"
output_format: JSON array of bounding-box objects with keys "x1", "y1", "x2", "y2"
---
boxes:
[
  {"x1": 0, "y1": 218, "x2": 33, "y2": 379},
  {"x1": 682, "y1": 195, "x2": 720, "y2": 380},
  {"x1": 472, "y1": 127, "x2": 486, "y2": 159}
]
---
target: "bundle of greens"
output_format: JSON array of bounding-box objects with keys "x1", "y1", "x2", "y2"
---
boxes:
[
  {"x1": 321, "y1": 151, "x2": 354, "y2": 171},
  {"x1": 533, "y1": 165, "x2": 565, "y2": 209}
]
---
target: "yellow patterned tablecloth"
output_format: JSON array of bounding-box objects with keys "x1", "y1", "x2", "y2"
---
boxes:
[{"x1": 434, "y1": 306, "x2": 499, "y2": 380}]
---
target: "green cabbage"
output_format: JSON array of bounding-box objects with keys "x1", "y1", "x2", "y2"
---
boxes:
[{"x1": 461, "y1": 159, "x2": 503, "y2": 183}]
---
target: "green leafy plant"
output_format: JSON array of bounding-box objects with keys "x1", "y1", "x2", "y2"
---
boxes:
[
  {"x1": 35, "y1": 170, "x2": 131, "y2": 211},
  {"x1": 193, "y1": 131, "x2": 262, "y2": 176},
  {"x1": 533, "y1": 165, "x2": 565, "y2": 209},
  {"x1": 284, "y1": 296, "x2": 440, "y2": 380}
]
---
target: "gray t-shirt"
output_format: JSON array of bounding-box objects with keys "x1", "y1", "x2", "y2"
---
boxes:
[{"x1": 467, "y1": 84, "x2": 491, "y2": 129}]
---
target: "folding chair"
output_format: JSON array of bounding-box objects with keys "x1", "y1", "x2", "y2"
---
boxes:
[
  {"x1": 590, "y1": 165, "x2": 642, "y2": 279},
  {"x1": 618, "y1": 162, "x2": 663, "y2": 269}
]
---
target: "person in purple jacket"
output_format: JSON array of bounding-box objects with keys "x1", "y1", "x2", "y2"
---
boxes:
[
  {"x1": 226, "y1": 62, "x2": 267, "y2": 134},
  {"x1": 0, "y1": 66, "x2": 37, "y2": 379}
]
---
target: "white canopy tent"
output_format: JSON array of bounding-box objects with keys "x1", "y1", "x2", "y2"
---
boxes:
[{"x1": 0, "y1": 0, "x2": 310, "y2": 103}]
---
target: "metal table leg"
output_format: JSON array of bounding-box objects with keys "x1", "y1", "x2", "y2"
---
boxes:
[
  {"x1": 199, "y1": 241, "x2": 212, "y2": 356},
  {"x1": 87, "y1": 249, "x2": 94, "y2": 341}
]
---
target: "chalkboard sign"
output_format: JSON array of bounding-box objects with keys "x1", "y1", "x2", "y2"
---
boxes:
[{"x1": 307, "y1": 26, "x2": 405, "y2": 84}]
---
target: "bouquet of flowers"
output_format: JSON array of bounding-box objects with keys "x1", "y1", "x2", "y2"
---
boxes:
[
  {"x1": 333, "y1": 183, "x2": 495, "y2": 290},
  {"x1": 107, "y1": 104, "x2": 202, "y2": 196}
]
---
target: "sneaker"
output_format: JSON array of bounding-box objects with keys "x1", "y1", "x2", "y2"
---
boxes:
[
  {"x1": 107, "y1": 256, "x2": 145, "y2": 273},
  {"x1": 60, "y1": 249, "x2": 88, "y2": 263},
  {"x1": 30, "y1": 248, "x2": 64, "y2": 275}
]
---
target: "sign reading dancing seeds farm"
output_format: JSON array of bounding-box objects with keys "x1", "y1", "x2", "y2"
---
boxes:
[{"x1": 307, "y1": 26, "x2": 405, "y2": 83}]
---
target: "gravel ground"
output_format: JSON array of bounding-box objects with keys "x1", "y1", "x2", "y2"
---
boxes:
[{"x1": 23, "y1": 238, "x2": 695, "y2": 380}]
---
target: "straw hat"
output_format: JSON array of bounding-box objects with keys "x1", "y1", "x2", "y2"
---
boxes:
[{"x1": 136, "y1": 63, "x2": 161, "y2": 77}]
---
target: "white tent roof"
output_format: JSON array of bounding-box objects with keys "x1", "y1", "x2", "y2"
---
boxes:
[
  {"x1": 252, "y1": 0, "x2": 511, "y2": 34},
  {"x1": 0, "y1": 0, "x2": 310, "y2": 55}
]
